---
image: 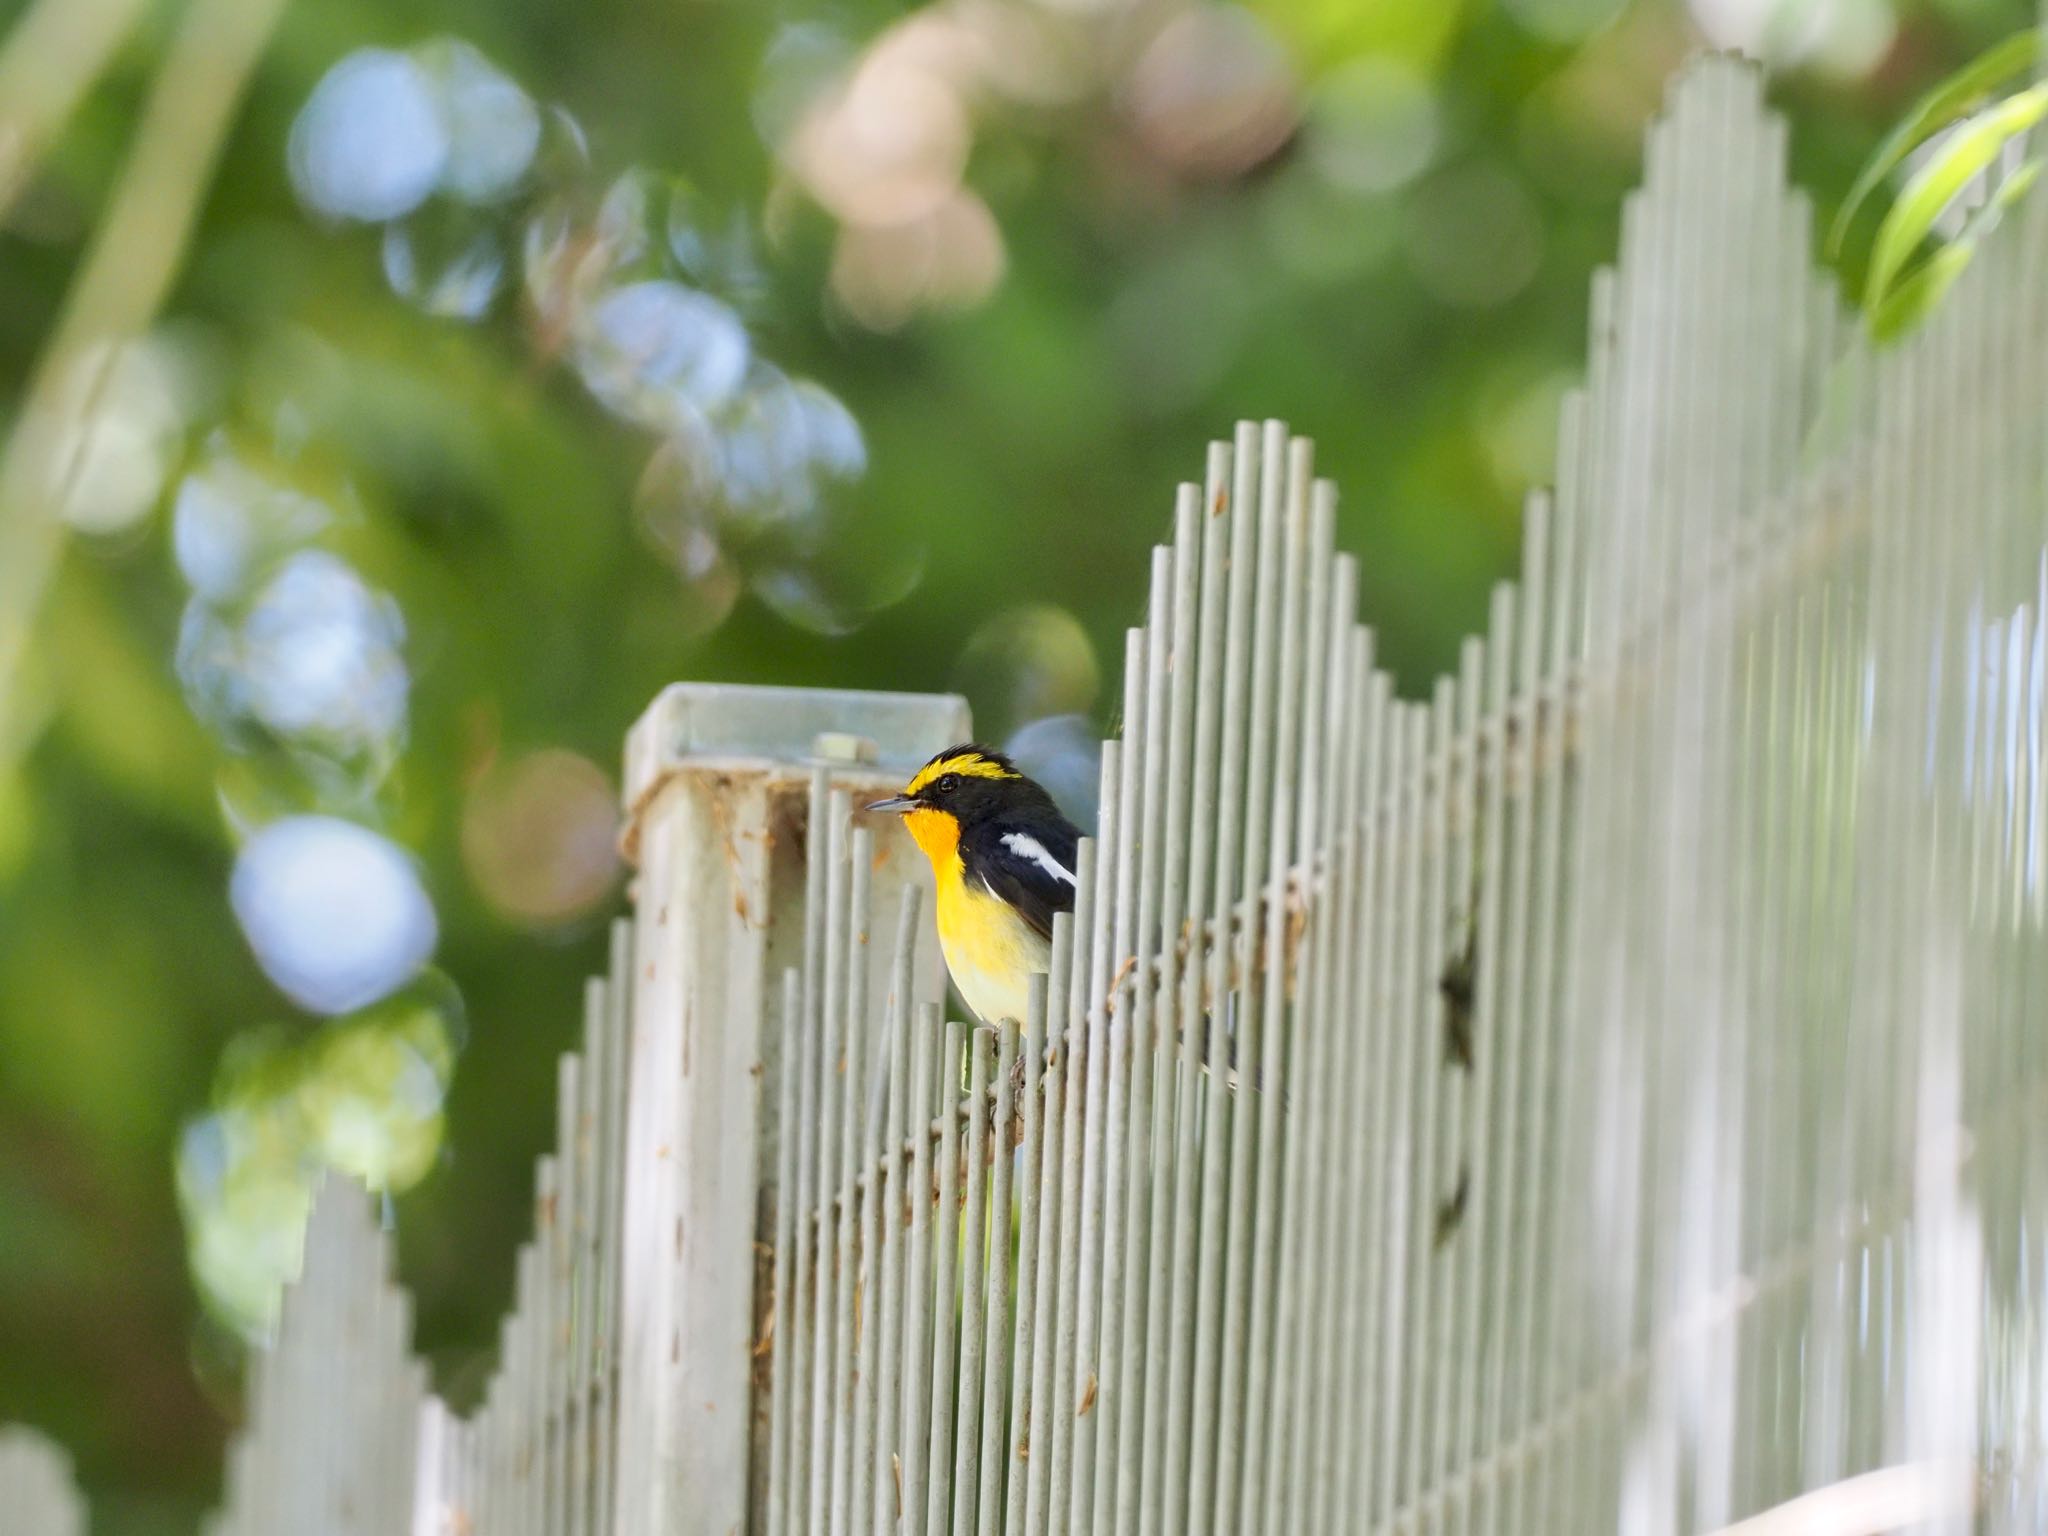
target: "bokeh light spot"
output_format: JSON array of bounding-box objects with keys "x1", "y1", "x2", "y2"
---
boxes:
[
  {"x1": 786, "y1": 42, "x2": 971, "y2": 227},
  {"x1": 828, "y1": 189, "x2": 1005, "y2": 332},
  {"x1": 172, "y1": 450, "x2": 333, "y2": 601},
  {"x1": 575, "y1": 280, "x2": 752, "y2": 429},
  {"x1": 754, "y1": 22, "x2": 857, "y2": 153},
  {"x1": 289, "y1": 49, "x2": 449, "y2": 223},
  {"x1": 290, "y1": 40, "x2": 539, "y2": 227},
  {"x1": 417, "y1": 39, "x2": 540, "y2": 204},
  {"x1": 46, "y1": 335, "x2": 188, "y2": 536},
  {"x1": 750, "y1": 565, "x2": 867, "y2": 637},
  {"x1": 1305, "y1": 56, "x2": 1438, "y2": 195},
  {"x1": 1805, "y1": 0, "x2": 1898, "y2": 79},
  {"x1": 177, "y1": 982, "x2": 459, "y2": 1336},
  {"x1": 716, "y1": 367, "x2": 867, "y2": 528},
  {"x1": 1128, "y1": 6, "x2": 1300, "y2": 180},
  {"x1": 302, "y1": 1017, "x2": 447, "y2": 1188},
  {"x1": 382, "y1": 213, "x2": 505, "y2": 319},
  {"x1": 230, "y1": 816, "x2": 437, "y2": 1015},
  {"x1": 633, "y1": 436, "x2": 745, "y2": 634},
  {"x1": 630, "y1": 364, "x2": 872, "y2": 627},
  {"x1": 668, "y1": 185, "x2": 768, "y2": 314},
  {"x1": 179, "y1": 1090, "x2": 315, "y2": 1338},
  {"x1": 1687, "y1": 0, "x2": 1896, "y2": 76},
  {"x1": 955, "y1": 605, "x2": 1101, "y2": 746},
  {"x1": 1004, "y1": 714, "x2": 1103, "y2": 834},
  {"x1": 460, "y1": 749, "x2": 621, "y2": 928},
  {"x1": 236, "y1": 550, "x2": 409, "y2": 755}
]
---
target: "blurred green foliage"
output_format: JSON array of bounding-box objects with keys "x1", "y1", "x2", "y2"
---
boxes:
[
  {"x1": 0, "y1": 0, "x2": 2033, "y2": 1528},
  {"x1": 1828, "y1": 26, "x2": 2045, "y2": 338}
]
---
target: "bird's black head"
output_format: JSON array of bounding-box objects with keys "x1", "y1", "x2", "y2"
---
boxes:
[{"x1": 864, "y1": 743, "x2": 1062, "y2": 830}]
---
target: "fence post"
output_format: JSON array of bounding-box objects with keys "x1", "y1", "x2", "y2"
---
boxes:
[
  {"x1": 613, "y1": 684, "x2": 966, "y2": 1536},
  {"x1": 207, "y1": 1176, "x2": 424, "y2": 1536}
]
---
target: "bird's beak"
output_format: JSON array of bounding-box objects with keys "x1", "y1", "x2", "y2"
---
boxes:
[{"x1": 865, "y1": 794, "x2": 915, "y2": 814}]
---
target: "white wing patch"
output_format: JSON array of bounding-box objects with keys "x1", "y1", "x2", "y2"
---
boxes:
[{"x1": 1001, "y1": 831, "x2": 1077, "y2": 887}]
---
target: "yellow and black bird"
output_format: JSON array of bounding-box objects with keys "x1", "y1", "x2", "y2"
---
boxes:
[
  {"x1": 869, "y1": 740, "x2": 1271, "y2": 1103},
  {"x1": 866, "y1": 743, "x2": 1081, "y2": 1031}
]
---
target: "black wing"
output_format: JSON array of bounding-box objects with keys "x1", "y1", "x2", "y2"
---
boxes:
[{"x1": 965, "y1": 814, "x2": 1082, "y2": 942}]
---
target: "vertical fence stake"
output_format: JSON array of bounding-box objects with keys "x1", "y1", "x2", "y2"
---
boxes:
[{"x1": 614, "y1": 686, "x2": 964, "y2": 1536}]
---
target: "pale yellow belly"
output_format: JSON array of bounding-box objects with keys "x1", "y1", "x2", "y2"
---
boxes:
[{"x1": 937, "y1": 874, "x2": 1052, "y2": 1027}]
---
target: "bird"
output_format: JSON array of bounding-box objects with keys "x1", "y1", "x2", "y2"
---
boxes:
[
  {"x1": 866, "y1": 743, "x2": 1081, "y2": 1034},
  {"x1": 868, "y1": 742, "x2": 1270, "y2": 1109}
]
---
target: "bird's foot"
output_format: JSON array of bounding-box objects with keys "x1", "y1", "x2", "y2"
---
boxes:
[{"x1": 970, "y1": 1023, "x2": 1028, "y2": 1149}]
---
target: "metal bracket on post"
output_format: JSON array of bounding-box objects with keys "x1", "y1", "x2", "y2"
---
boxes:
[{"x1": 612, "y1": 684, "x2": 967, "y2": 1536}]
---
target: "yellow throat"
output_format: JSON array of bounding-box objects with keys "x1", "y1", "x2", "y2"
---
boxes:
[{"x1": 901, "y1": 804, "x2": 1046, "y2": 1028}]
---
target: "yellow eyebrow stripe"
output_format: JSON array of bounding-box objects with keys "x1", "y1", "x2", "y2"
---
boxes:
[{"x1": 906, "y1": 751, "x2": 1016, "y2": 795}]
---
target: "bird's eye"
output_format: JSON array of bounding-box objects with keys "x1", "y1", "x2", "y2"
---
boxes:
[{"x1": 935, "y1": 773, "x2": 961, "y2": 795}]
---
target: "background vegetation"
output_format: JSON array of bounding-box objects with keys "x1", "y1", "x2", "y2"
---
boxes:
[{"x1": 0, "y1": 0, "x2": 2030, "y2": 1527}]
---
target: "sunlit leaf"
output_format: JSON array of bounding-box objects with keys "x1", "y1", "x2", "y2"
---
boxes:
[
  {"x1": 1864, "y1": 85, "x2": 2048, "y2": 312},
  {"x1": 1958, "y1": 155, "x2": 2042, "y2": 242},
  {"x1": 1828, "y1": 28, "x2": 2038, "y2": 257},
  {"x1": 1868, "y1": 244, "x2": 1974, "y2": 343},
  {"x1": 1868, "y1": 158, "x2": 2041, "y2": 345}
]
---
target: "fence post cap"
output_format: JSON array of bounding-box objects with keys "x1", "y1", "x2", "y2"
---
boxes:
[{"x1": 619, "y1": 682, "x2": 970, "y2": 863}]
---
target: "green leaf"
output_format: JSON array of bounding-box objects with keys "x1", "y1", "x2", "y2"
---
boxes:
[
  {"x1": 1958, "y1": 154, "x2": 2042, "y2": 243},
  {"x1": 1867, "y1": 157, "x2": 2042, "y2": 345},
  {"x1": 1829, "y1": 28, "x2": 2039, "y2": 257},
  {"x1": 1869, "y1": 244, "x2": 1975, "y2": 343},
  {"x1": 1864, "y1": 84, "x2": 2048, "y2": 313}
]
